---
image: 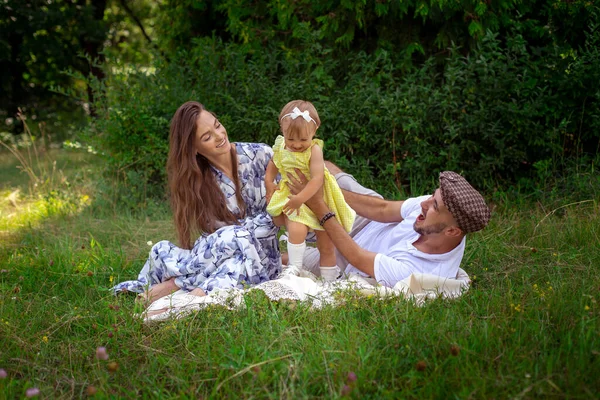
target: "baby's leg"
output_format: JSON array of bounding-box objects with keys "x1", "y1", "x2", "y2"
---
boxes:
[
  {"x1": 286, "y1": 218, "x2": 309, "y2": 244},
  {"x1": 272, "y1": 214, "x2": 286, "y2": 227},
  {"x1": 286, "y1": 218, "x2": 309, "y2": 267},
  {"x1": 315, "y1": 230, "x2": 340, "y2": 281}
]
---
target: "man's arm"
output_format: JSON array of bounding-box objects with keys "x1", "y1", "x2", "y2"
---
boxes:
[
  {"x1": 309, "y1": 198, "x2": 377, "y2": 277},
  {"x1": 287, "y1": 167, "x2": 405, "y2": 223},
  {"x1": 340, "y1": 189, "x2": 405, "y2": 223}
]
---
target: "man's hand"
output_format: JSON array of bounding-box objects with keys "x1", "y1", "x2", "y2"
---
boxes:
[{"x1": 286, "y1": 168, "x2": 308, "y2": 195}]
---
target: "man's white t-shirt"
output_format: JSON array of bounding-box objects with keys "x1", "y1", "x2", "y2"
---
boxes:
[{"x1": 344, "y1": 195, "x2": 466, "y2": 287}]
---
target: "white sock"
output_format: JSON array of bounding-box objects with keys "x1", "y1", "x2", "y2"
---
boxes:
[
  {"x1": 287, "y1": 240, "x2": 306, "y2": 268},
  {"x1": 319, "y1": 265, "x2": 340, "y2": 281}
]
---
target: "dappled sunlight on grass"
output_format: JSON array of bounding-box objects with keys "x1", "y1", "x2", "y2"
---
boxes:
[
  {"x1": 0, "y1": 191, "x2": 92, "y2": 245},
  {"x1": 0, "y1": 147, "x2": 100, "y2": 247}
]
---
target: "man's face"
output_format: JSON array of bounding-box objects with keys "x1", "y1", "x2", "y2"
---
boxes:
[{"x1": 413, "y1": 189, "x2": 458, "y2": 235}]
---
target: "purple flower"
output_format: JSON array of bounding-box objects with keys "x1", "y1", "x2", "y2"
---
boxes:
[
  {"x1": 341, "y1": 384, "x2": 352, "y2": 396},
  {"x1": 25, "y1": 388, "x2": 40, "y2": 397},
  {"x1": 346, "y1": 371, "x2": 357, "y2": 383},
  {"x1": 0, "y1": 368, "x2": 7, "y2": 379},
  {"x1": 96, "y1": 347, "x2": 109, "y2": 360}
]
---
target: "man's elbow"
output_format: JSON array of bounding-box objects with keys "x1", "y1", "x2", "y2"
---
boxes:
[{"x1": 350, "y1": 253, "x2": 375, "y2": 277}]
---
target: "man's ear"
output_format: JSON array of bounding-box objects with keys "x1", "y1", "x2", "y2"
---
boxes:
[{"x1": 445, "y1": 225, "x2": 463, "y2": 237}]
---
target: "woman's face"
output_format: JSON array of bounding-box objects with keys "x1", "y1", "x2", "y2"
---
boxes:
[{"x1": 194, "y1": 111, "x2": 231, "y2": 158}]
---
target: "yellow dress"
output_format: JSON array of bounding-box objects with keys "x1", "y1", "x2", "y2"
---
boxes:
[{"x1": 266, "y1": 135, "x2": 356, "y2": 232}]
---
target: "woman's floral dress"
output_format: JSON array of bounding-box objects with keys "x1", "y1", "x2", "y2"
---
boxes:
[{"x1": 112, "y1": 142, "x2": 281, "y2": 294}]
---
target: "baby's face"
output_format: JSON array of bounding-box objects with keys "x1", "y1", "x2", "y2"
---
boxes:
[
  {"x1": 280, "y1": 118, "x2": 316, "y2": 152},
  {"x1": 283, "y1": 132, "x2": 314, "y2": 152}
]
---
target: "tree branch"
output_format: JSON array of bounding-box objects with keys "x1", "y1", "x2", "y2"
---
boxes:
[{"x1": 117, "y1": 0, "x2": 154, "y2": 45}]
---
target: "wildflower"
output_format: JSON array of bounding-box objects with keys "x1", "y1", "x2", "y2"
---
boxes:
[
  {"x1": 346, "y1": 371, "x2": 357, "y2": 383},
  {"x1": 42, "y1": 336, "x2": 48, "y2": 343},
  {"x1": 341, "y1": 384, "x2": 352, "y2": 396},
  {"x1": 450, "y1": 345, "x2": 460, "y2": 356},
  {"x1": 96, "y1": 347, "x2": 109, "y2": 360},
  {"x1": 584, "y1": 305, "x2": 590, "y2": 311},
  {"x1": 107, "y1": 362, "x2": 118, "y2": 372},
  {"x1": 147, "y1": 241, "x2": 153, "y2": 246},
  {"x1": 109, "y1": 276, "x2": 114, "y2": 283},
  {"x1": 25, "y1": 388, "x2": 40, "y2": 397},
  {"x1": 86, "y1": 386, "x2": 97, "y2": 396},
  {"x1": 0, "y1": 368, "x2": 7, "y2": 378}
]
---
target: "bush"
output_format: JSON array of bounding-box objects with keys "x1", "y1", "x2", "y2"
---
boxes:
[{"x1": 88, "y1": 13, "x2": 600, "y2": 201}]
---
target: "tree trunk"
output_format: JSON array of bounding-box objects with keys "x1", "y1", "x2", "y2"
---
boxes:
[
  {"x1": 78, "y1": 0, "x2": 108, "y2": 117},
  {"x1": 8, "y1": 32, "x2": 25, "y2": 131}
]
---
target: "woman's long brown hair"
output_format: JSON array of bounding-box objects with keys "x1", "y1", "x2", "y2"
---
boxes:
[{"x1": 167, "y1": 101, "x2": 245, "y2": 249}]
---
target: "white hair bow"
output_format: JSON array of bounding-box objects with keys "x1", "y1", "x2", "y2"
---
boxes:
[{"x1": 281, "y1": 107, "x2": 317, "y2": 125}]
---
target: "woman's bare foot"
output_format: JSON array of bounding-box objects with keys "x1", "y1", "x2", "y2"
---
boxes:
[
  {"x1": 138, "y1": 278, "x2": 179, "y2": 305},
  {"x1": 189, "y1": 287, "x2": 207, "y2": 297}
]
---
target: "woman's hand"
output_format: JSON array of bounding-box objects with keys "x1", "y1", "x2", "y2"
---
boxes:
[{"x1": 283, "y1": 195, "x2": 303, "y2": 216}]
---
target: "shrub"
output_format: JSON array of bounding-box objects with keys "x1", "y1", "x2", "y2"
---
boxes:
[{"x1": 87, "y1": 14, "x2": 600, "y2": 200}]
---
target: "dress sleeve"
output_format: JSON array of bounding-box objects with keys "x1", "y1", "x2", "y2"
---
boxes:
[
  {"x1": 271, "y1": 135, "x2": 284, "y2": 170},
  {"x1": 312, "y1": 138, "x2": 324, "y2": 150}
]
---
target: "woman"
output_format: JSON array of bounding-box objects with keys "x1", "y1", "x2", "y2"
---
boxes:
[{"x1": 112, "y1": 101, "x2": 281, "y2": 302}]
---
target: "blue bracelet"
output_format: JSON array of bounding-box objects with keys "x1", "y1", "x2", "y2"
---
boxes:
[{"x1": 319, "y1": 212, "x2": 336, "y2": 226}]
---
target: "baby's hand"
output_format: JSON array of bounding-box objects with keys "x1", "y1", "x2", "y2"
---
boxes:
[{"x1": 283, "y1": 195, "x2": 303, "y2": 216}]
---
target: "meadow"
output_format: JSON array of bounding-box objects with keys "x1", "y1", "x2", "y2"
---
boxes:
[{"x1": 0, "y1": 146, "x2": 599, "y2": 399}]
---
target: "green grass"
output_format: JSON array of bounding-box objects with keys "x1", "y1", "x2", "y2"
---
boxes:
[{"x1": 0, "y1": 149, "x2": 599, "y2": 399}]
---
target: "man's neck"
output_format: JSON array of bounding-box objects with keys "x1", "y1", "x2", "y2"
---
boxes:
[{"x1": 413, "y1": 233, "x2": 463, "y2": 255}]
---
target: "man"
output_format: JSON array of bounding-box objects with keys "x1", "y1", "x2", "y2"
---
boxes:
[{"x1": 286, "y1": 162, "x2": 491, "y2": 288}]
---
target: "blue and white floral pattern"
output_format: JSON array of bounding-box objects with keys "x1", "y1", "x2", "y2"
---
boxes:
[{"x1": 112, "y1": 142, "x2": 281, "y2": 294}]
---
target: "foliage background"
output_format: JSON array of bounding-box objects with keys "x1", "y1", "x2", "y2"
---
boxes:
[{"x1": 2, "y1": 0, "x2": 600, "y2": 198}]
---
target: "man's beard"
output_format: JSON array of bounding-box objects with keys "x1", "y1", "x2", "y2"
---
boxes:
[{"x1": 413, "y1": 221, "x2": 447, "y2": 235}]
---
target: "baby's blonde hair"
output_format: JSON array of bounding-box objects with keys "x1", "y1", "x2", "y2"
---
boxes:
[{"x1": 279, "y1": 100, "x2": 320, "y2": 140}]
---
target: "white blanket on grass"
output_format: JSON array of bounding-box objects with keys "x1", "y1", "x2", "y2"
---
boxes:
[{"x1": 143, "y1": 266, "x2": 471, "y2": 323}]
